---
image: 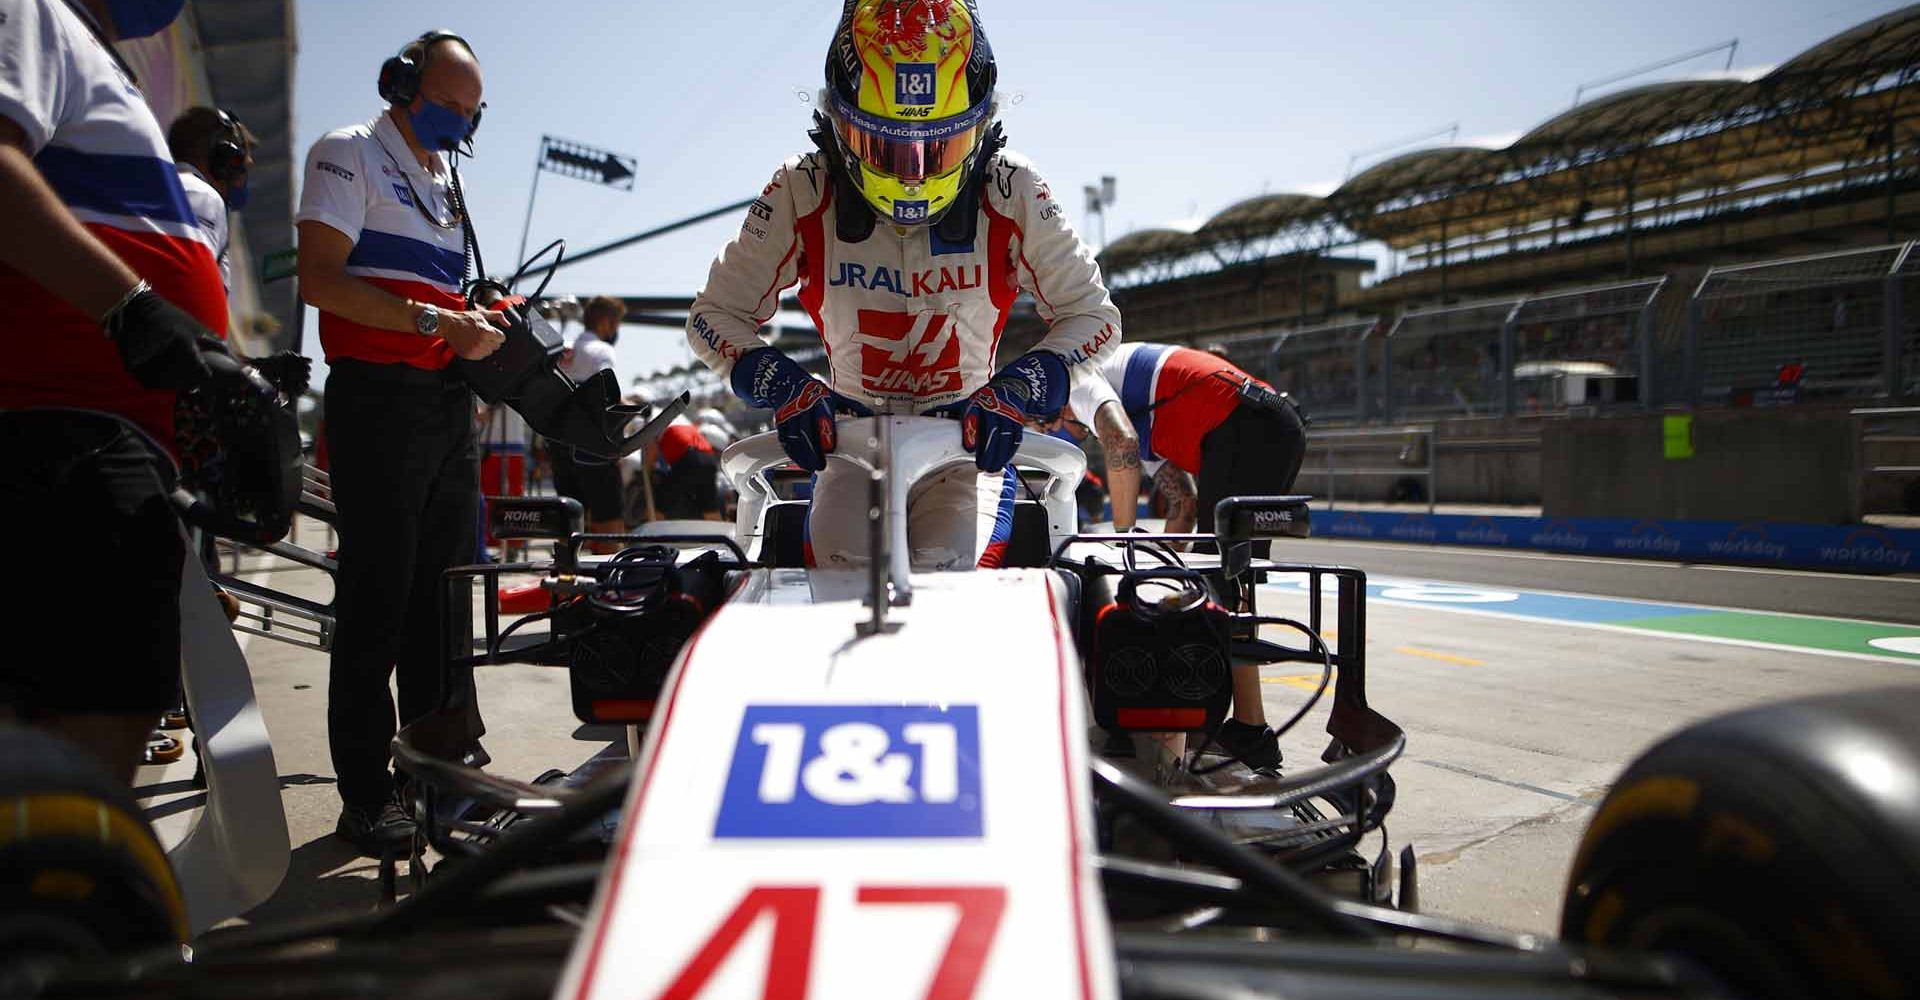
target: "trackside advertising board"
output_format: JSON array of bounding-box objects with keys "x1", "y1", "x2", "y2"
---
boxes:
[
  {"x1": 556, "y1": 569, "x2": 1116, "y2": 1000},
  {"x1": 1313, "y1": 511, "x2": 1920, "y2": 573}
]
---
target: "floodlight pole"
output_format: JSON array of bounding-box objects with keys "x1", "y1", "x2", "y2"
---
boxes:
[
  {"x1": 517, "y1": 138, "x2": 547, "y2": 268},
  {"x1": 1084, "y1": 175, "x2": 1116, "y2": 251}
]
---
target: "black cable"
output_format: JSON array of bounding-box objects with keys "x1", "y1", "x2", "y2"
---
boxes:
[
  {"x1": 589, "y1": 546, "x2": 676, "y2": 615},
  {"x1": 449, "y1": 158, "x2": 485, "y2": 290},
  {"x1": 509, "y1": 238, "x2": 567, "y2": 302},
  {"x1": 493, "y1": 604, "x2": 560, "y2": 651},
  {"x1": 1247, "y1": 616, "x2": 1333, "y2": 742},
  {"x1": 1188, "y1": 615, "x2": 1331, "y2": 776}
]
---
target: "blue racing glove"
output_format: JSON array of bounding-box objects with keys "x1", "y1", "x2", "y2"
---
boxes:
[
  {"x1": 960, "y1": 351, "x2": 1070, "y2": 473},
  {"x1": 732, "y1": 347, "x2": 872, "y2": 472}
]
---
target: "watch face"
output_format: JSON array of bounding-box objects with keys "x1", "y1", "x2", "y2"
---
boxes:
[{"x1": 416, "y1": 307, "x2": 439, "y2": 335}]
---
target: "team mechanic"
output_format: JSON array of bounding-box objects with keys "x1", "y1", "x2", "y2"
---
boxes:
[
  {"x1": 687, "y1": 0, "x2": 1120, "y2": 569},
  {"x1": 1067, "y1": 340, "x2": 1308, "y2": 770},
  {"x1": 295, "y1": 30, "x2": 506, "y2": 855},
  {"x1": 640, "y1": 411, "x2": 721, "y2": 522},
  {"x1": 168, "y1": 106, "x2": 254, "y2": 295},
  {"x1": 553, "y1": 295, "x2": 628, "y2": 548},
  {"x1": 0, "y1": 0, "x2": 278, "y2": 784}
]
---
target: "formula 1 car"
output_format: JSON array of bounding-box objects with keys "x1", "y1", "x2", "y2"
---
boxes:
[{"x1": 5, "y1": 415, "x2": 1918, "y2": 1000}]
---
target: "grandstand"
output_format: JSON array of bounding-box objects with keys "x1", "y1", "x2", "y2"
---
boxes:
[
  {"x1": 617, "y1": 7, "x2": 1920, "y2": 515},
  {"x1": 1062, "y1": 5, "x2": 1920, "y2": 417}
]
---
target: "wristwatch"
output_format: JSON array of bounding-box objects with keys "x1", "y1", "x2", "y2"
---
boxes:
[{"x1": 413, "y1": 303, "x2": 440, "y2": 337}]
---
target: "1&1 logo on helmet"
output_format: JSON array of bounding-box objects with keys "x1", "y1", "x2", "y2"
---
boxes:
[
  {"x1": 894, "y1": 199, "x2": 930, "y2": 223},
  {"x1": 896, "y1": 63, "x2": 937, "y2": 105}
]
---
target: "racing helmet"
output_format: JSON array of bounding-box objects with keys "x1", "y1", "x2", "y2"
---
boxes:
[{"x1": 824, "y1": 0, "x2": 997, "y2": 227}]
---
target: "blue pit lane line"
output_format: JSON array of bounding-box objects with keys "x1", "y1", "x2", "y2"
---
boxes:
[{"x1": 1257, "y1": 575, "x2": 1920, "y2": 666}]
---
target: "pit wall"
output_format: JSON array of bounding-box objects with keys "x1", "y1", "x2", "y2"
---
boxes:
[{"x1": 1301, "y1": 404, "x2": 1879, "y2": 522}]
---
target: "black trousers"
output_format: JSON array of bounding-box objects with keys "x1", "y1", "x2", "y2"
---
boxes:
[
  {"x1": 324, "y1": 361, "x2": 485, "y2": 810},
  {"x1": 0, "y1": 411, "x2": 183, "y2": 716},
  {"x1": 1196, "y1": 397, "x2": 1308, "y2": 563},
  {"x1": 653, "y1": 451, "x2": 721, "y2": 520},
  {"x1": 550, "y1": 445, "x2": 624, "y2": 521}
]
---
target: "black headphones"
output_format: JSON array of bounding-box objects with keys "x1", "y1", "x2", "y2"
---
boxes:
[
  {"x1": 207, "y1": 108, "x2": 247, "y2": 185},
  {"x1": 377, "y1": 30, "x2": 483, "y2": 139}
]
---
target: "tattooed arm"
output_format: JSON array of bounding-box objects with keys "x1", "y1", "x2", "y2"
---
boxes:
[
  {"x1": 1088, "y1": 401, "x2": 1141, "y2": 531},
  {"x1": 1155, "y1": 463, "x2": 1198, "y2": 535}
]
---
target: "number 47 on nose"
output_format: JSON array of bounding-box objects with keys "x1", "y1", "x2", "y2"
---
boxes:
[{"x1": 657, "y1": 884, "x2": 1007, "y2": 1000}]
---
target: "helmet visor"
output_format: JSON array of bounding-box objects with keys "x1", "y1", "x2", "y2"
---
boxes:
[{"x1": 831, "y1": 93, "x2": 990, "y2": 182}]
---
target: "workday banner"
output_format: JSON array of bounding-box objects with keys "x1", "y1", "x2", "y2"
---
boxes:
[{"x1": 1313, "y1": 510, "x2": 1919, "y2": 573}]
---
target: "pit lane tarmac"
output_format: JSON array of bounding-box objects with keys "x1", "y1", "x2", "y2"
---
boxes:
[{"x1": 136, "y1": 523, "x2": 1920, "y2": 938}]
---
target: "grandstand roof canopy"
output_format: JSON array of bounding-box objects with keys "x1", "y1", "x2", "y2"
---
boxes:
[
  {"x1": 1771, "y1": 4, "x2": 1920, "y2": 85},
  {"x1": 1516, "y1": 78, "x2": 1751, "y2": 147},
  {"x1": 1099, "y1": 227, "x2": 1197, "y2": 273},
  {"x1": 1099, "y1": 4, "x2": 1920, "y2": 279},
  {"x1": 1196, "y1": 193, "x2": 1328, "y2": 239},
  {"x1": 1336, "y1": 145, "x2": 1506, "y2": 200}
]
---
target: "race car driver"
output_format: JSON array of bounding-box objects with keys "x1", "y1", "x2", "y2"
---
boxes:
[
  {"x1": 0, "y1": 0, "x2": 249, "y2": 784},
  {"x1": 686, "y1": 0, "x2": 1120, "y2": 569},
  {"x1": 1067, "y1": 340, "x2": 1308, "y2": 770}
]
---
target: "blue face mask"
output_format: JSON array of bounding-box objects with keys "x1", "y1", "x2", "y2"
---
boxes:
[
  {"x1": 408, "y1": 99, "x2": 472, "y2": 153},
  {"x1": 225, "y1": 178, "x2": 250, "y2": 211},
  {"x1": 105, "y1": 0, "x2": 187, "y2": 39}
]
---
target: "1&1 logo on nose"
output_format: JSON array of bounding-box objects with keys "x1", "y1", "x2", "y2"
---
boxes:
[{"x1": 714, "y1": 705, "x2": 982, "y2": 838}]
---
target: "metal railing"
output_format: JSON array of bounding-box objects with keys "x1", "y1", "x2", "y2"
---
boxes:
[
  {"x1": 1691, "y1": 243, "x2": 1913, "y2": 403},
  {"x1": 1303, "y1": 426, "x2": 1436, "y2": 514}
]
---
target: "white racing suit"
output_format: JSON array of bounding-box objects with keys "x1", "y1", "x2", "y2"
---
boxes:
[{"x1": 688, "y1": 148, "x2": 1121, "y2": 568}]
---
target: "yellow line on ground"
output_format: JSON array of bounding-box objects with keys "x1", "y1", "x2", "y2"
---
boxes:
[
  {"x1": 1261, "y1": 672, "x2": 1335, "y2": 691},
  {"x1": 1393, "y1": 645, "x2": 1484, "y2": 667}
]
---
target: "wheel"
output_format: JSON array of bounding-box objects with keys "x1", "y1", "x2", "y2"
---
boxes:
[
  {"x1": 0, "y1": 725, "x2": 186, "y2": 967},
  {"x1": 1562, "y1": 688, "x2": 1920, "y2": 1000}
]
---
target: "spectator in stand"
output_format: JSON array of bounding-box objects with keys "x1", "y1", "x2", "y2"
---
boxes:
[{"x1": 553, "y1": 295, "x2": 627, "y2": 549}]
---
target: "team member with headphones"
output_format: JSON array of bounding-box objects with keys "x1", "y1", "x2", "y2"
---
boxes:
[
  {"x1": 296, "y1": 29, "x2": 505, "y2": 855},
  {"x1": 168, "y1": 107, "x2": 253, "y2": 294}
]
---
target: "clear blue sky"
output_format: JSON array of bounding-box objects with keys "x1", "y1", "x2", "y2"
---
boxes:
[{"x1": 291, "y1": 0, "x2": 1902, "y2": 383}]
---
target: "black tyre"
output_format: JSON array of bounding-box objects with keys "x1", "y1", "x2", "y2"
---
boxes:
[
  {"x1": 0, "y1": 725, "x2": 186, "y2": 967},
  {"x1": 1562, "y1": 688, "x2": 1920, "y2": 1000}
]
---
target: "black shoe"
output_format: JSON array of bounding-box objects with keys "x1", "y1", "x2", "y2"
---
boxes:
[
  {"x1": 336, "y1": 799, "x2": 416, "y2": 857},
  {"x1": 1200, "y1": 719, "x2": 1282, "y2": 771}
]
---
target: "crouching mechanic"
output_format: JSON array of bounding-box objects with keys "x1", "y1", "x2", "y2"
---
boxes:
[
  {"x1": 633, "y1": 409, "x2": 721, "y2": 523},
  {"x1": 1068, "y1": 340, "x2": 1308, "y2": 769},
  {"x1": 1040, "y1": 404, "x2": 1141, "y2": 531},
  {"x1": 687, "y1": 0, "x2": 1119, "y2": 568},
  {"x1": 0, "y1": 0, "x2": 272, "y2": 784}
]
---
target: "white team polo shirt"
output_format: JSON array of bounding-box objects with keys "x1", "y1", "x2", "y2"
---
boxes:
[
  {"x1": 296, "y1": 111, "x2": 468, "y2": 369},
  {"x1": 177, "y1": 162, "x2": 230, "y2": 292},
  {"x1": 0, "y1": 0, "x2": 226, "y2": 449},
  {"x1": 562, "y1": 331, "x2": 618, "y2": 382}
]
